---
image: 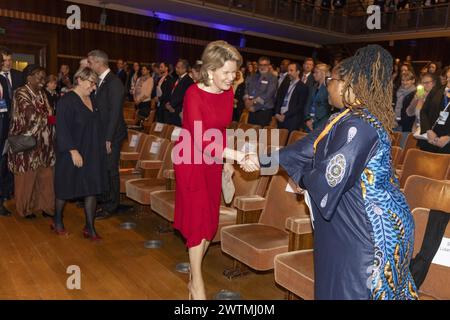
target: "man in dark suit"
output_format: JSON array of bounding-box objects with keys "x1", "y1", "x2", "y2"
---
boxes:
[
  {"x1": 156, "y1": 62, "x2": 174, "y2": 123},
  {"x1": 274, "y1": 62, "x2": 309, "y2": 132},
  {"x1": 0, "y1": 46, "x2": 24, "y2": 100},
  {"x1": 116, "y1": 58, "x2": 128, "y2": 87},
  {"x1": 164, "y1": 59, "x2": 194, "y2": 126},
  {"x1": 0, "y1": 47, "x2": 21, "y2": 203},
  {"x1": 0, "y1": 55, "x2": 12, "y2": 216},
  {"x1": 301, "y1": 57, "x2": 317, "y2": 113},
  {"x1": 88, "y1": 50, "x2": 128, "y2": 219}
]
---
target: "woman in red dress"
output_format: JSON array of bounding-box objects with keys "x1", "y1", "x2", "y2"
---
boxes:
[{"x1": 173, "y1": 41, "x2": 258, "y2": 300}]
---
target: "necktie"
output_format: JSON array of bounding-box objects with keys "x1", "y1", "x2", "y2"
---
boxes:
[
  {"x1": 3, "y1": 72, "x2": 12, "y2": 99},
  {"x1": 172, "y1": 79, "x2": 180, "y2": 93},
  {"x1": 302, "y1": 74, "x2": 307, "y2": 84}
]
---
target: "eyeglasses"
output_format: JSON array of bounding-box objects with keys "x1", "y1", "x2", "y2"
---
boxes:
[
  {"x1": 87, "y1": 79, "x2": 97, "y2": 87},
  {"x1": 421, "y1": 80, "x2": 434, "y2": 85},
  {"x1": 259, "y1": 63, "x2": 270, "y2": 67},
  {"x1": 325, "y1": 76, "x2": 341, "y2": 87}
]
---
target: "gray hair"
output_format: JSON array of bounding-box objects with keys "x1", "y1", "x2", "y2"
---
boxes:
[
  {"x1": 73, "y1": 67, "x2": 99, "y2": 86},
  {"x1": 87, "y1": 50, "x2": 109, "y2": 66}
]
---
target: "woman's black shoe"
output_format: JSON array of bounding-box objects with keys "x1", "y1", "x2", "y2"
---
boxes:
[
  {"x1": 0, "y1": 205, "x2": 11, "y2": 216},
  {"x1": 25, "y1": 213, "x2": 37, "y2": 219}
]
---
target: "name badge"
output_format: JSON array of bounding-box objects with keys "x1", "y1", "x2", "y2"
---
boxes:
[
  {"x1": 260, "y1": 80, "x2": 269, "y2": 85},
  {"x1": 0, "y1": 99, "x2": 7, "y2": 113},
  {"x1": 438, "y1": 111, "x2": 449, "y2": 125}
]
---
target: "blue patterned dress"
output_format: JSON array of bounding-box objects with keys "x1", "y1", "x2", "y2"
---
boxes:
[{"x1": 278, "y1": 108, "x2": 418, "y2": 300}]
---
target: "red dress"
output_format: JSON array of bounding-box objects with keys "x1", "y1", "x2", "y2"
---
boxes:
[{"x1": 173, "y1": 84, "x2": 233, "y2": 248}]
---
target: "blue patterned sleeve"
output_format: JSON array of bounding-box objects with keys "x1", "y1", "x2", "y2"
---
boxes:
[{"x1": 301, "y1": 117, "x2": 379, "y2": 221}]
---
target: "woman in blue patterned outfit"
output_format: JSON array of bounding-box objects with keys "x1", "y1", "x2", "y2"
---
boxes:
[{"x1": 277, "y1": 45, "x2": 418, "y2": 299}]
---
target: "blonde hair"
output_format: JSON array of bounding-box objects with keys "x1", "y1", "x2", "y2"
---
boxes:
[
  {"x1": 199, "y1": 40, "x2": 243, "y2": 86},
  {"x1": 315, "y1": 63, "x2": 330, "y2": 76},
  {"x1": 73, "y1": 67, "x2": 99, "y2": 86}
]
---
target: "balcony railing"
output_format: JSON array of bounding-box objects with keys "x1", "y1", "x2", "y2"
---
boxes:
[{"x1": 189, "y1": 0, "x2": 450, "y2": 35}]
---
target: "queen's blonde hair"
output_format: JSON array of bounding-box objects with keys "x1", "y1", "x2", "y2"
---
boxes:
[{"x1": 199, "y1": 40, "x2": 243, "y2": 86}]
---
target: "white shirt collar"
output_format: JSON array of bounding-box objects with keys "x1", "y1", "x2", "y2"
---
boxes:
[{"x1": 99, "y1": 68, "x2": 111, "y2": 84}]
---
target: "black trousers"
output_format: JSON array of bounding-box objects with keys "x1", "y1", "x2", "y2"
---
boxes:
[
  {"x1": 0, "y1": 145, "x2": 13, "y2": 200},
  {"x1": 248, "y1": 109, "x2": 273, "y2": 127},
  {"x1": 136, "y1": 101, "x2": 150, "y2": 118},
  {"x1": 101, "y1": 141, "x2": 121, "y2": 212}
]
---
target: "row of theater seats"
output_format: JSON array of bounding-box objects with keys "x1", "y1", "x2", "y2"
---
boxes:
[{"x1": 120, "y1": 104, "x2": 450, "y2": 300}]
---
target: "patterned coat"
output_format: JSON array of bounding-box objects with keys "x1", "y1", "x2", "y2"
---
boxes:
[
  {"x1": 278, "y1": 109, "x2": 418, "y2": 300},
  {"x1": 8, "y1": 86, "x2": 55, "y2": 174}
]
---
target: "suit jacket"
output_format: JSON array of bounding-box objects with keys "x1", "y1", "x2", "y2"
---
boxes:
[
  {"x1": 117, "y1": 69, "x2": 127, "y2": 87},
  {"x1": 159, "y1": 74, "x2": 174, "y2": 107},
  {"x1": 303, "y1": 72, "x2": 317, "y2": 116},
  {"x1": 167, "y1": 74, "x2": 194, "y2": 126},
  {"x1": 92, "y1": 71, "x2": 127, "y2": 144},
  {"x1": 10, "y1": 68, "x2": 24, "y2": 93},
  {"x1": 0, "y1": 76, "x2": 11, "y2": 148},
  {"x1": 420, "y1": 84, "x2": 445, "y2": 134},
  {"x1": 275, "y1": 80, "x2": 309, "y2": 132},
  {"x1": 274, "y1": 76, "x2": 291, "y2": 115},
  {"x1": 1, "y1": 69, "x2": 23, "y2": 100}
]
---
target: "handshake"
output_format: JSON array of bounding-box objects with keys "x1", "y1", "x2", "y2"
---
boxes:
[{"x1": 238, "y1": 152, "x2": 260, "y2": 173}]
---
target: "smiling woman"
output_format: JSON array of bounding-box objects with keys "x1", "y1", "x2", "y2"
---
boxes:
[{"x1": 8, "y1": 64, "x2": 56, "y2": 220}]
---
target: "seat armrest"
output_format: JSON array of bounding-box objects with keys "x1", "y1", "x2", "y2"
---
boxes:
[
  {"x1": 233, "y1": 195, "x2": 266, "y2": 211},
  {"x1": 285, "y1": 216, "x2": 313, "y2": 235},
  {"x1": 138, "y1": 160, "x2": 163, "y2": 170},
  {"x1": 163, "y1": 169, "x2": 175, "y2": 180}
]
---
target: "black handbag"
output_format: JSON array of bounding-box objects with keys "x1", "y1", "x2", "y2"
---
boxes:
[{"x1": 7, "y1": 135, "x2": 37, "y2": 153}]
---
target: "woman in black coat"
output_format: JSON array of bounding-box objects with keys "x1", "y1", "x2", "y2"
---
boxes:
[
  {"x1": 232, "y1": 71, "x2": 245, "y2": 122},
  {"x1": 52, "y1": 67, "x2": 106, "y2": 241}
]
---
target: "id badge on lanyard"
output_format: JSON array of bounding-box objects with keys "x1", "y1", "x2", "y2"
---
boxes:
[
  {"x1": 438, "y1": 97, "x2": 450, "y2": 126},
  {"x1": 0, "y1": 99, "x2": 7, "y2": 113}
]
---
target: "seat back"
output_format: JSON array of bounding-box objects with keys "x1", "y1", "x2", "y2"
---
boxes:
[
  {"x1": 148, "y1": 122, "x2": 169, "y2": 138},
  {"x1": 262, "y1": 126, "x2": 289, "y2": 148},
  {"x1": 391, "y1": 131, "x2": 402, "y2": 147},
  {"x1": 258, "y1": 171, "x2": 309, "y2": 231},
  {"x1": 399, "y1": 149, "x2": 450, "y2": 188},
  {"x1": 404, "y1": 176, "x2": 450, "y2": 299},
  {"x1": 156, "y1": 142, "x2": 175, "y2": 180},
  {"x1": 163, "y1": 125, "x2": 175, "y2": 140},
  {"x1": 121, "y1": 130, "x2": 147, "y2": 154},
  {"x1": 224, "y1": 166, "x2": 270, "y2": 205},
  {"x1": 391, "y1": 146, "x2": 402, "y2": 168},
  {"x1": 140, "y1": 136, "x2": 170, "y2": 162},
  {"x1": 142, "y1": 109, "x2": 156, "y2": 132},
  {"x1": 397, "y1": 133, "x2": 418, "y2": 166},
  {"x1": 287, "y1": 130, "x2": 308, "y2": 145},
  {"x1": 239, "y1": 110, "x2": 249, "y2": 124}
]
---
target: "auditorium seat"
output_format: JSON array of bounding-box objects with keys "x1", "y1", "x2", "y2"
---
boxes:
[
  {"x1": 119, "y1": 130, "x2": 148, "y2": 169},
  {"x1": 287, "y1": 130, "x2": 308, "y2": 145},
  {"x1": 404, "y1": 175, "x2": 450, "y2": 300},
  {"x1": 391, "y1": 131, "x2": 402, "y2": 147},
  {"x1": 398, "y1": 149, "x2": 450, "y2": 188},
  {"x1": 124, "y1": 142, "x2": 175, "y2": 212},
  {"x1": 395, "y1": 133, "x2": 418, "y2": 169},
  {"x1": 262, "y1": 126, "x2": 289, "y2": 148},
  {"x1": 147, "y1": 122, "x2": 170, "y2": 138},
  {"x1": 391, "y1": 146, "x2": 402, "y2": 168},
  {"x1": 220, "y1": 171, "x2": 310, "y2": 273},
  {"x1": 150, "y1": 165, "x2": 270, "y2": 242},
  {"x1": 120, "y1": 136, "x2": 169, "y2": 194}
]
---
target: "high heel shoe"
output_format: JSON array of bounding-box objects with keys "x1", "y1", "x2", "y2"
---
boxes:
[
  {"x1": 82, "y1": 227, "x2": 102, "y2": 241},
  {"x1": 50, "y1": 223, "x2": 69, "y2": 236}
]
